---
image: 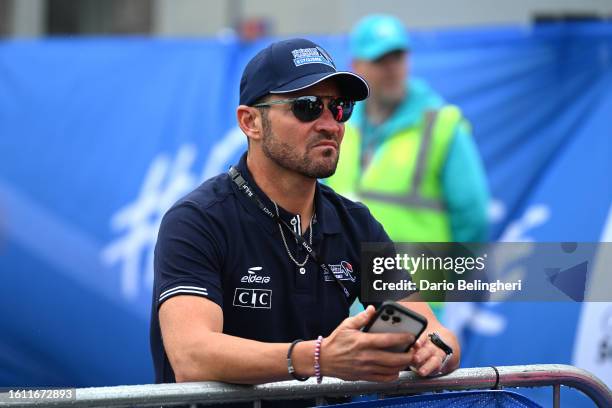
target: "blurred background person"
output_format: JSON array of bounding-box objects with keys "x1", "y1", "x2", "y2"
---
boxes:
[{"x1": 327, "y1": 14, "x2": 489, "y2": 245}]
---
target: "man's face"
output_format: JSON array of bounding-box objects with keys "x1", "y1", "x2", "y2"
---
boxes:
[
  {"x1": 259, "y1": 80, "x2": 344, "y2": 179},
  {"x1": 354, "y1": 50, "x2": 408, "y2": 106}
]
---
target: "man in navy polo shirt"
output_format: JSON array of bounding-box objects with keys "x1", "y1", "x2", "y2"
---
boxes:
[{"x1": 151, "y1": 38, "x2": 459, "y2": 391}]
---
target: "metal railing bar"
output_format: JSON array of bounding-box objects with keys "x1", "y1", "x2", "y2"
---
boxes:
[{"x1": 0, "y1": 364, "x2": 609, "y2": 408}]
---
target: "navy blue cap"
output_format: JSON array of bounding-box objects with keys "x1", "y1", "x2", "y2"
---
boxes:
[{"x1": 239, "y1": 38, "x2": 369, "y2": 106}]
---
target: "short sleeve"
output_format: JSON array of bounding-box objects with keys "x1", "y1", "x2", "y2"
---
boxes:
[{"x1": 153, "y1": 203, "x2": 224, "y2": 309}]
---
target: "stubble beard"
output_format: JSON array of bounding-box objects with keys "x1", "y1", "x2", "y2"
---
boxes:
[{"x1": 260, "y1": 113, "x2": 339, "y2": 179}]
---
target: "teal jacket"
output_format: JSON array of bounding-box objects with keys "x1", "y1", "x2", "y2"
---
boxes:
[{"x1": 348, "y1": 78, "x2": 489, "y2": 242}]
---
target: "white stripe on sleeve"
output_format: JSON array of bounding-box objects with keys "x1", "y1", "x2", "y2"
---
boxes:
[{"x1": 159, "y1": 286, "x2": 208, "y2": 302}]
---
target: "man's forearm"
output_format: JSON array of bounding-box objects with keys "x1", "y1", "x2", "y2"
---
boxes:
[{"x1": 172, "y1": 332, "x2": 316, "y2": 384}]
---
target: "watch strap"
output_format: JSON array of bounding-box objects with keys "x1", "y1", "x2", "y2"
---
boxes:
[{"x1": 429, "y1": 332, "x2": 453, "y2": 355}]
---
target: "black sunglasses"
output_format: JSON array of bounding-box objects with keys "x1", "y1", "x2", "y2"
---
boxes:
[{"x1": 253, "y1": 95, "x2": 355, "y2": 123}]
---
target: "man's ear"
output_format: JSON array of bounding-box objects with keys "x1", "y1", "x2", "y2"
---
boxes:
[{"x1": 237, "y1": 106, "x2": 264, "y2": 143}]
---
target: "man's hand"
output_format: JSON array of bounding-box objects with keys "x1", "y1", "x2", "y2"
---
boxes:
[
  {"x1": 320, "y1": 305, "x2": 416, "y2": 382},
  {"x1": 398, "y1": 297, "x2": 461, "y2": 376},
  {"x1": 405, "y1": 334, "x2": 450, "y2": 377}
]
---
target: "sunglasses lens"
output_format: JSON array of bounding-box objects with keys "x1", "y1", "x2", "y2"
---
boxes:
[
  {"x1": 292, "y1": 96, "x2": 324, "y2": 122},
  {"x1": 329, "y1": 98, "x2": 354, "y2": 123},
  {"x1": 290, "y1": 96, "x2": 354, "y2": 123}
]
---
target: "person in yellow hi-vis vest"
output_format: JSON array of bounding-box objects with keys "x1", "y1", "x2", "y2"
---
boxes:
[{"x1": 327, "y1": 15, "x2": 489, "y2": 315}]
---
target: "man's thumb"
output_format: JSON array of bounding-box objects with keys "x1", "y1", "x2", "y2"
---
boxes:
[{"x1": 342, "y1": 305, "x2": 375, "y2": 330}]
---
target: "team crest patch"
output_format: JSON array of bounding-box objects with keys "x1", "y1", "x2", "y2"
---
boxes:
[
  {"x1": 324, "y1": 260, "x2": 356, "y2": 282},
  {"x1": 291, "y1": 47, "x2": 335, "y2": 68}
]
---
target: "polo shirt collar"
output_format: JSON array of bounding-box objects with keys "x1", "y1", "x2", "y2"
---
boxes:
[
  {"x1": 231, "y1": 152, "x2": 341, "y2": 236},
  {"x1": 315, "y1": 185, "x2": 342, "y2": 235}
]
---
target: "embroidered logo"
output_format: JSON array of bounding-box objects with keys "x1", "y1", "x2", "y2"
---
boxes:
[
  {"x1": 324, "y1": 261, "x2": 356, "y2": 282},
  {"x1": 240, "y1": 266, "x2": 271, "y2": 284},
  {"x1": 233, "y1": 288, "x2": 272, "y2": 309},
  {"x1": 291, "y1": 47, "x2": 335, "y2": 68}
]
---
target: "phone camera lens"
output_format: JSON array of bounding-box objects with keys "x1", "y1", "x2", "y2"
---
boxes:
[
  {"x1": 381, "y1": 314, "x2": 390, "y2": 321},
  {"x1": 386, "y1": 308, "x2": 395, "y2": 315},
  {"x1": 392, "y1": 316, "x2": 401, "y2": 324}
]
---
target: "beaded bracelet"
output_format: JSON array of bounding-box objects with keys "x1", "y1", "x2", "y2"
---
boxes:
[{"x1": 314, "y1": 335, "x2": 323, "y2": 384}]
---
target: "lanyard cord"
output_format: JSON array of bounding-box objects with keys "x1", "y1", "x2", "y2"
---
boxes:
[{"x1": 228, "y1": 166, "x2": 350, "y2": 298}]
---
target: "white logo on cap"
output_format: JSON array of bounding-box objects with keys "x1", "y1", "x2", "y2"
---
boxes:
[{"x1": 291, "y1": 47, "x2": 335, "y2": 68}]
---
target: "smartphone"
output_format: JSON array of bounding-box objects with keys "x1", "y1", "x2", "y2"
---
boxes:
[{"x1": 362, "y1": 301, "x2": 428, "y2": 352}]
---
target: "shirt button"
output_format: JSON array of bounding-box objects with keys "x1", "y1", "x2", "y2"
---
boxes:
[
  {"x1": 299, "y1": 267, "x2": 306, "y2": 275},
  {"x1": 291, "y1": 218, "x2": 297, "y2": 225}
]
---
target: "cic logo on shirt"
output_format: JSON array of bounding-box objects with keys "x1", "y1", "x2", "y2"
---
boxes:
[{"x1": 233, "y1": 288, "x2": 272, "y2": 309}]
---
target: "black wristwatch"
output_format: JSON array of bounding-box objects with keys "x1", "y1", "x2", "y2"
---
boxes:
[{"x1": 428, "y1": 332, "x2": 453, "y2": 369}]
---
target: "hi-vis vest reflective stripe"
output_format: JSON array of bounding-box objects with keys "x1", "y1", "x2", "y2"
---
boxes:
[{"x1": 327, "y1": 106, "x2": 463, "y2": 242}]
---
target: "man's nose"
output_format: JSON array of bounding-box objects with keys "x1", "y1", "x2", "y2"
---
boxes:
[{"x1": 313, "y1": 105, "x2": 342, "y2": 136}]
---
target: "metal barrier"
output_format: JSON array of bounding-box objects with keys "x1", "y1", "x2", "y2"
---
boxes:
[{"x1": 1, "y1": 364, "x2": 610, "y2": 408}]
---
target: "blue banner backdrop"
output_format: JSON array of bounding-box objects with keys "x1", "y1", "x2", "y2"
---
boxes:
[{"x1": 0, "y1": 22, "x2": 610, "y2": 406}]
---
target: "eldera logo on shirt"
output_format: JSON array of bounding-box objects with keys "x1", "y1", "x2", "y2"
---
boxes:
[
  {"x1": 240, "y1": 266, "x2": 271, "y2": 284},
  {"x1": 234, "y1": 267, "x2": 273, "y2": 309}
]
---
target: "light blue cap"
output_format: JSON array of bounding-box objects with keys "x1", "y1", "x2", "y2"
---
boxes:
[{"x1": 350, "y1": 14, "x2": 410, "y2": 61}]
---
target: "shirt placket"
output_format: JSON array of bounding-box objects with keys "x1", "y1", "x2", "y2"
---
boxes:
[{"x1": 291, "y1": 215, "x2": 316, "y2": 294}]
